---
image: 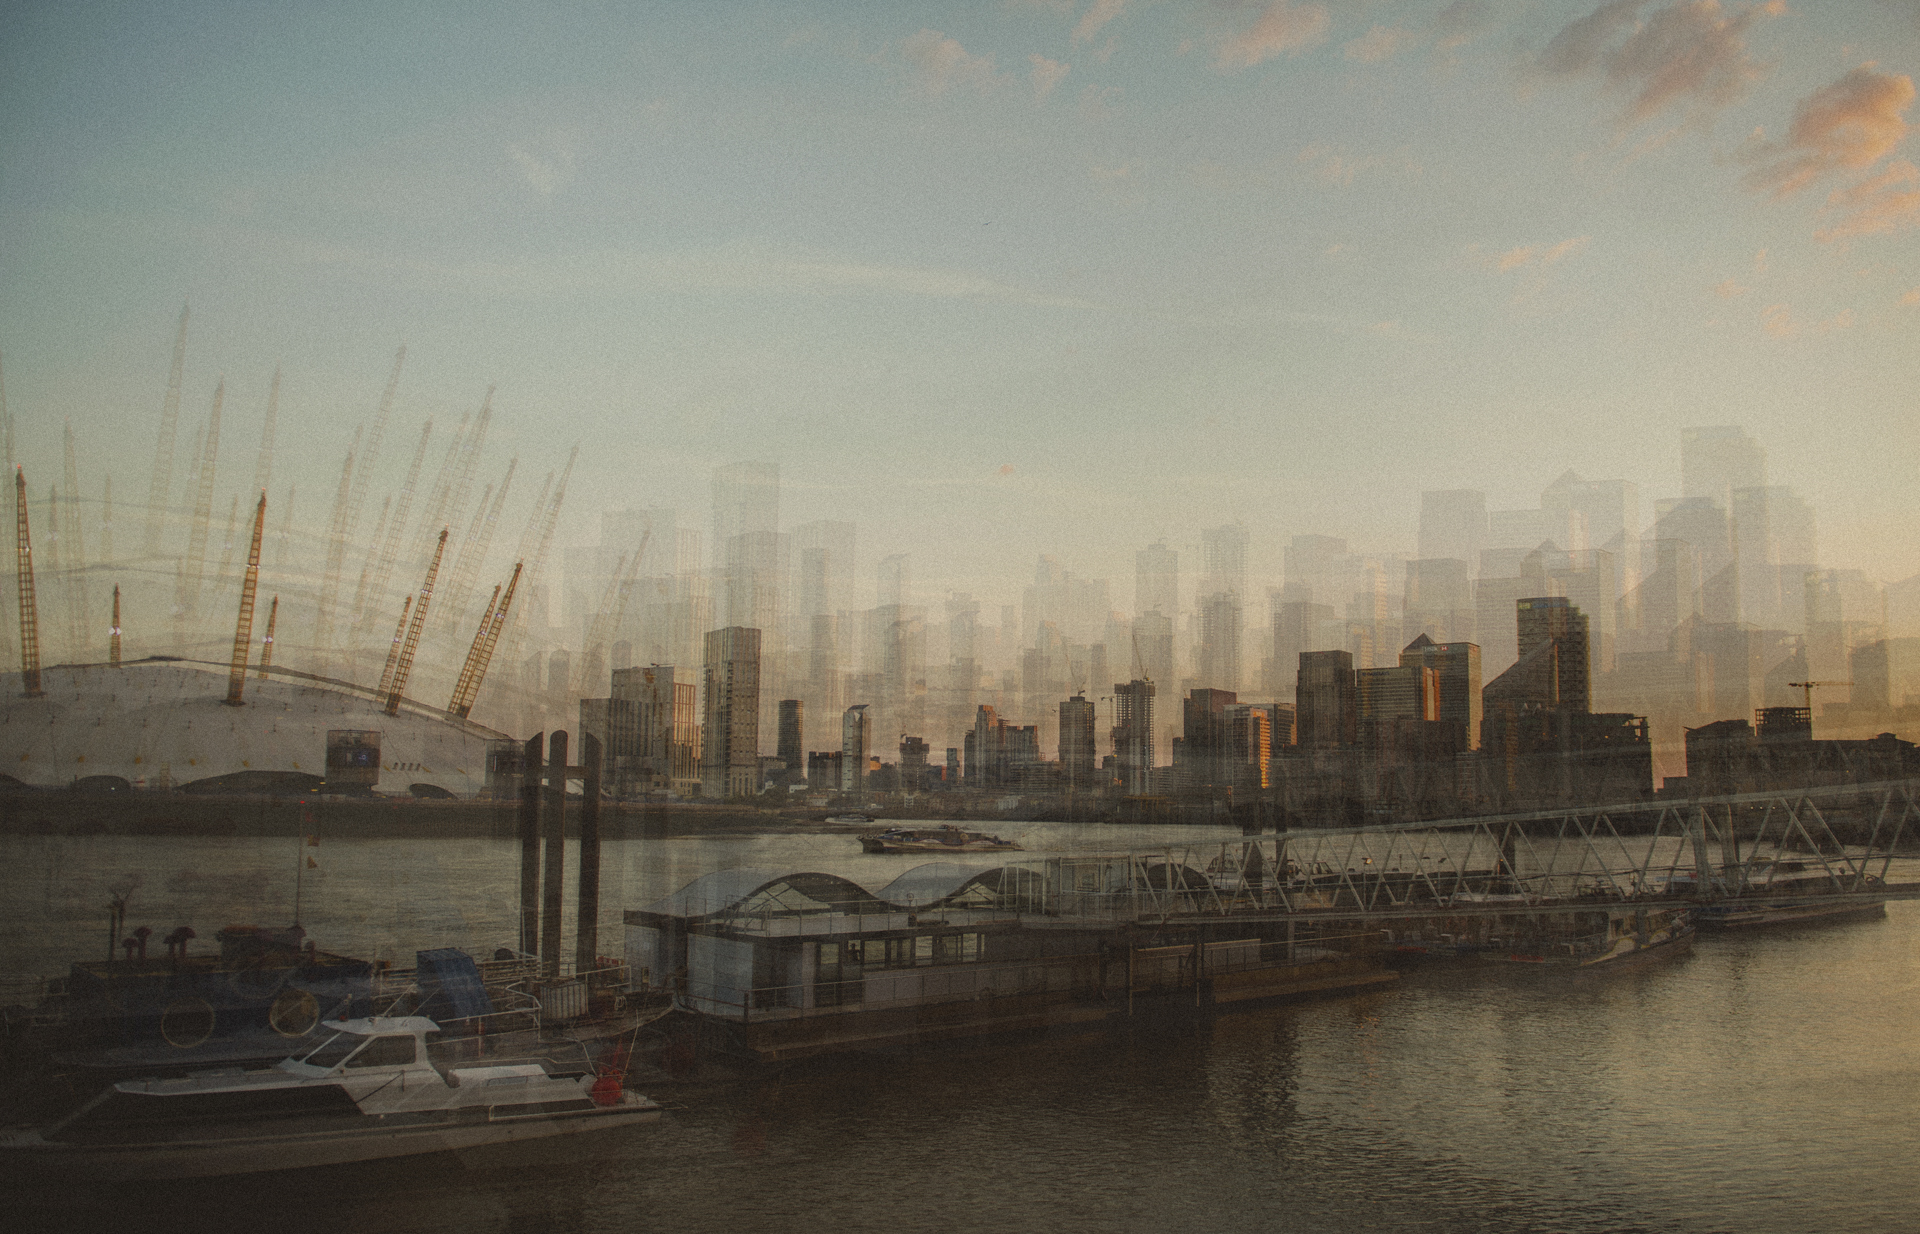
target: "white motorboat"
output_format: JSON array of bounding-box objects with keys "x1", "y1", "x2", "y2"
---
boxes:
[{"x1": 1, "y1": 1015, "x2": 662, "y2": 1179}]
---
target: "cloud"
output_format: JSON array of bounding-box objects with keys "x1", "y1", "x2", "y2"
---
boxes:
[
  {"x1": 506, "y1": 129, "x2": 584, "y2": 196},
  {"x1": 900, "y1": 29, "x2": 1004, "y2": 95},
  {"x1": 1345, "y1": 25, "x2": 1416, "y2": 64},
  {"x1": 1485, "y1": 235, "x2": 1592, "y2": 271},
  {"x1": 1903, "y1": 288, "x2": 1920, "y2": 306},
  {"x1": 1297, "y1": 143, "x2": 1421, "y2": 187},
  {"x1": 1030, "y1": 53, "x2": 1071, "y2": 101},
  {"x1": 1214, "y1": 1, "x2": 1330, "y2": 71},
  {"x1": 1079, "y1": 83, "x2": 1123, "y2": 120},
  {"x1": 1816, "y1": 158, "x2": 1920, "y2": 240},
  {"x1": 1073, "y1": 0, "x2": 1126, "y2": 44},
  {"x1": 1714, "y1": 278, "x2": 1748, "y2": 297},
  {"x1": 1745, "y1": 65, "x2": 1915, "y2": 196},
  {"x1": 1759, "y1": 302, "x2": 1853, "y2": 339},
  {"x1": 1434, "y1": 0, "x2": 1494, "y2": 51},
  {"x1": 1536, "y1": 0, "x2": 1779, "y2": 127}
]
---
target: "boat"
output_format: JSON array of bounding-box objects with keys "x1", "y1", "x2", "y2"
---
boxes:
[
  {"x1": 1671, "y1": 863, "x2": 1888, "y2": 929},
  {"x1": 0, "y1": 1015, "x2": 662, "y2": 1180},
  {"x1": 1483, "y1": 907, "x2": 1694, "y2": 972},
  {"x1": 824, "y1": 813, "x2": 875, "y2": 825},
  {"x1": 858, "y1": 825, "x2": 1023, "y2": 854}
]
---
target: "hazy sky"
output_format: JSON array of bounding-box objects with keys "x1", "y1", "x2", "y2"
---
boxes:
[{"x1": 4, "y1": 0, "x2": 1917, "y2": 609}]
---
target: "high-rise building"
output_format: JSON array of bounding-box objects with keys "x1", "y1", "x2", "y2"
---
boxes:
[
  {"x1": 1176, "y1": 687, "x2": 1238, "y2": 791},
  {"x1": 840, "y1": 704, "x2": 870, "y2": 794},
  {"x1": 1058, "y1": 692, "x2": 1097, "y2": 790},
  {"x1": 876, "y1": 553, "x2": 909, "y2": 609},
  {"x1": 700, "y1": 626, "x2": 761, "y2": 799},
  {"x1": 1517, "y1": 596, "x2": 1590, "y2": 714},
  {"x1": 1134, "y1": 609, "x2": 1175, "y2": 690},
  {"x1": 1682, "y1": 426, "x2": 1766, "y2": 512},
  {"x1": 613, "y1": 664, "x2": 700, "y2": 794},
  {"x1": 1398, "y1": 635, "x2": 1482, "y2": 750},
  {"x1": 1403, "y1": 558, "x2": 1473, "y2": 646},
  {"x1": 1355, "y1": 665, "x2": 1437, "y2": 723},
  {"x1": 777, "y1": 699, "x2": 804, "y2": 772},
  {"x1": 1269, "y1": 600, "x2": 1336, "y2": 703},
  {"x1": 1419, "y1": 490, "x2": 1488, "y2": 569},
  {"x1": 1134, "y1": 542, "x2": 1178, "y2": 619},
  {"x1": 1296, "y1": 650, "x2": 1357, "y2": 748},
  {"x1": 1112, "y1": 680, "x2": 1155, "y2": 795},
  {"x1": 1197, "y1": 592, "x2": 1243, "y2": 692},
  {"x1": 1201, "y1": 522, "x2": 1248, "y2": 602}
]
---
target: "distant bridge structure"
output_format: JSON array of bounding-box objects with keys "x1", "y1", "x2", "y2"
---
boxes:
[{"x1": 1007, "y1": 778, "x2": 1920, "y2": 927}]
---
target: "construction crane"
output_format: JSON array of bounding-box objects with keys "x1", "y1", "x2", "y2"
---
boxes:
[
  {"x1": 385, "y1": 528, "x2": 449, "y2": 716},
  {"x1": 225, "y1": 492, "x2": 266, "y2": 706},
  {"x1": 178, "y1": 379, "x2": 225, "y2": 625},
  {"x1": 502, "y1": 447, "x2": 576, "y2": 673},
  {"x1": 144, "y1": 305, "x2": 188, "y2": 556},
  {"x1": 448, "y1": 561, "x2": 522, "y2": 720},
  {"x1": 354, "y1": 419, "x2": 431, "y2": 637},
  {"x1": 16, "y1": 468, "x2": 42, "y2": 697},
  {"x1": 341, "y1": 346, "x2": 403, "y2": 562},
  {"x1": 256, "y1": 595, "x2": 278, "y2": 680},
  {"x1": 310, "y1": 431, "x2": 359, "y2": 662},
  {"x1": 251, "y1": 366, "x2": 279, "y2": 501},
  {"x1": 441, "y1": 457, "x2": 516, "y2": 644}
]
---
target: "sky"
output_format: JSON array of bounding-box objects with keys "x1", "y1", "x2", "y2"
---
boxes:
[{"x1": 3, "y1": 0, "x2": 1918, "y2": 609}]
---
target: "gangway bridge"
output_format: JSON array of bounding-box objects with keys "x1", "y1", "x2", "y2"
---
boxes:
[{"x1": 998, "y1": 777, "x2": 1920, "y2": 928}]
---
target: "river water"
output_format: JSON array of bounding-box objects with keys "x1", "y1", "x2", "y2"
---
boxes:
[{"x1": 3, "y1": 820, "x2": 1916, "y2": 1233}]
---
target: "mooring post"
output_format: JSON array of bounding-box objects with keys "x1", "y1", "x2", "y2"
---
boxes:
[
  {"x1": 518, "y1": 733, "x2": 544, "y2": 959},
  {"x1": 542, "y1": 729, "x2": 569, "y2": 978},
  {"x1": 576, "y1": 731, "x2": 603, "y2": 976}
]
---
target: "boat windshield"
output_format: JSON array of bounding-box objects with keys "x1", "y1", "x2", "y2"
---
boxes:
[{"x1": 296, "y1": 1031, "x2": 363, "y2": 1070}]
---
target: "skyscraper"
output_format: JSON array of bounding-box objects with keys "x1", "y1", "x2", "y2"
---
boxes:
[
  {"x1": 840, "y1": 703, "x2": 869, "y2": 794},
  {"x1": 1058, "y1": 692, "x2": 1097, "y2": 790},
  {"x1": 1134, "y1": 541, "x2": 1178, "y2": 619},
  {"x1": 1200, "y1": 522, "x2": 1248, "y2": 602},
  {"x1": 1681, "y1": 426, "x2": 1766, "y2": 511},
  {"x1": 1418, "y1": 490, "x2": 1487, "y2": 568},
  {"x1": 777, "y1": 698, "x2": 803, "y2": 772},
  {"x1": 1516, "y1": 596, "x2": 1590, "y2": 714},
  {"x1": 1197, "y1": 591, "x2": 1243, "y2": 692},
  {"x1": 1112, "y1": 679, "x2": 1155, "y2": 795},
  {"x1": 700, "y1": 626, "x2": 761, "y2": 799},
  {"x1": 1296, "y1": 649, "x2": 1357, "y2": 748},
  {"x1": 1398, "y1": 634, "x2": 1482, "y2": 750}
]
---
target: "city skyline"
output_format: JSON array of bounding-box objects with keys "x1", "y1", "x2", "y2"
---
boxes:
[{"x1": 1, "y1": 1, "x2": 1916, "y2": 605}]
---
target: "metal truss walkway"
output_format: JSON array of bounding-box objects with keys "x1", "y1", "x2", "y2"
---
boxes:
[{"x1": 1019, "y1": 778, "x2": 1920, "y2": 926}]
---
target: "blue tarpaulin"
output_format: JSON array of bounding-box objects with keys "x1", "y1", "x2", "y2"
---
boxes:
[{"x1": 415, "y1": 948, "x2": 492, "y2": 1021}]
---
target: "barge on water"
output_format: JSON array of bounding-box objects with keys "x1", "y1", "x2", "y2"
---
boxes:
[{"x1": 625, "y1": 859, "x2": 1395, "y2": 1062}]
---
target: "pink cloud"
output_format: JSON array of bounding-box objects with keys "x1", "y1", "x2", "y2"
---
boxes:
[
  {"x1": 1073, "y1": 0, "x2": 1126, "y2": 45},
  {"x1": 1816, "y1": 158, "x2": 1920, "y2": 241},
  {"x1": 1030, "y1": 54, "x2": 1071, "y2": 102},
  {"x1": 1537, "y1": 0, "x2": 1778, "y2": 127},
  {"x1": 1745, "y1": 65, "x2": 1915, "y2": 196},
  {"x1": 1214, "y1": 1, "x2": 1330, "y2": 71}
]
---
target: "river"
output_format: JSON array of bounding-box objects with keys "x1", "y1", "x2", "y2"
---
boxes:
[{"x1": 3, "y1": 821, "x2": 1916, "y2": 1233}]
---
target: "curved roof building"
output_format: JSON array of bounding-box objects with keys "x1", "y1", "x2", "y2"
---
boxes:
[{"x1": 0, "y1": 659, "x2": 510, "y2": 797}]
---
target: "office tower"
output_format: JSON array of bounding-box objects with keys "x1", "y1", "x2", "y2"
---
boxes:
[
  {"x1": 711, "y1": 461, "x2": 779, "y2": 550},
  {"x1": 1543, "y1": 473, "x2": 1641, "y2": 592},
  {"x1": 840, "y1": 704, "x2": 870, "y2": 794},
  {"x1": 1403, "y1": 558, "x2": 1473, "y2": 646},
  {"x1": 1270, "y1": 600, "x2": 1336, "y2": 704},
  {"x1": 1201, "y1": 522, "x2": 1249, "y2": 602},
  {"x1": 967, "y1": 704, "x2": 999, "y2": 787},
  {"x1": 1134, "y1": 609, "x2": 1175, "y2": 689},
  {"x1": 1112, "y1": 680, "x2": 1155, "y2": 795},
  {"x1": 876, "y1": 553, "x2": 908, "y2": 609},
  {"x1": 1023, "y1": 555, "x2": 1112, "y2": 645},
  {"x1": 1177, "y1": 687, "x2": 1237, "y2": 791},
  {"x1": 1197, "y1": 591, "x2": 1242, "y2": 692},
  {"x1": 1399, "y1": 634, "x2": 1482, "y2": 750},
  {"x1": 614, "y1": 665, "x2": 699, "y2": 794},
  {"x1": 1283, "y1": 535, "x2": 1348, "y2": 606},
  {"x1": 777, "y1": 699, "x2": 803, "y2": 772},
  {"x1": 1059, "y1": 692, "x2": 1097, "y2": 790},
  {"x1": 1135, "y1": 542, "x2": 1178, "y2": 618},
  {"x1": 1522, "y1": 545, "x2": 1617, "y2": 674},
  {"x1": 1419, "y1": 490, "x2": 1487, "y2": 568},
  {"x1": 1516, "y1": 596, "x2": 1590, "y2": 713},
  {"x1": 1682, "y1": 426, "x2": 1766, "y2": 511},
  {"x1": 898, "y1": 735, "x2": 930, "y2": 792},
  {"x1": 1225, "y1": 703, "x2": 1274, "y2": 790},
  {"x1": 794, "y1": 520, "x2": 856, "y2": 618},
  {"x1": 1355, "y1": 665, "x2": 1437, "y2": 723},
  {"x1": 1731, "y1": 486, "x2": 1818, "y2": 631},
  {"x1": 1296, "y1": 650, "x2": 1357, "y2": 748},
  {"x1": 700, "y1": 626, "x2": 761, "y2": 799}
]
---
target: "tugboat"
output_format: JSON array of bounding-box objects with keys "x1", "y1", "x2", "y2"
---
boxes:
[
  {"x1": 0, "y1": 1015, "x2": 663, "y2": 1179},
  {"x1": 858, "y1": 824, "x2": 1023, "y2": 854}
]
